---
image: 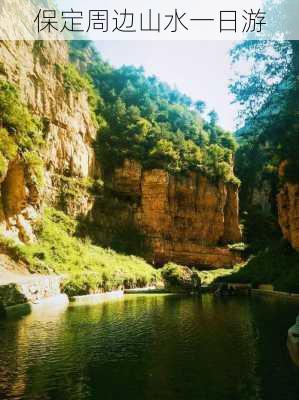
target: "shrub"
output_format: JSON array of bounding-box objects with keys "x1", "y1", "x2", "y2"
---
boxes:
[
  {"x1": 63, "y1": 273, "x2": 104, "y2": 297},
  {"x1": 0, "y1": 153, "x2": 8, "y2": 178},
  {"x1": 56, "y1": 63, "x2": 101, "y2": 128},
  {"x1": 61, "y1": 63, "x2": 94, "y2": 94},
  {"x1": 196, "y1": 266, "x2": 243, "y2": 286},
  {"x1": 23, "y1": 151, "x2": 45, "y2": 189},
  {"x1": 217, "y1": 241, "x2": 299, "y2": 293},
  {"x1": 0, "y1": 128, "x2": 17, "y2": 160},
  {"x1": 0, "y1": 80, "x2": 45, "y2": 186},
  {"x1": 0, "y1": 80, "x2": 41, "y2": 137},
  {"x1": 161, "y1": 262, "x2": 201, "y2": 292}
]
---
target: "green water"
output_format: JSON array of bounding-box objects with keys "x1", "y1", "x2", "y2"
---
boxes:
[{"x1": 0, "y1": 294, "x2": 299, "y2": 400}]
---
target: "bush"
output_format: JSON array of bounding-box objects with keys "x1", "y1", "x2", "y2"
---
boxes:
[
  {"x1": 161, "y1": 263, "x2": 201, "y2": 292},
  {"x1": 56, "y1": 63, "x2": 101, "y2": 128},
  {"x1": 0, "y1": 80, "x2": 45, "y2": 186},
  {"x1": 0, "y1": 128, "x2": 18, "y2": 160},
  {"x1": 217, "y1": 241, "x2": 299, "y2": 293},
  {"x1": 0, "y1": 80, "x2": 41, "y2": 137},
  {"x1": 23, "y1": 151, "x2": 45, "y2": 189},
  {"x1": 59, "y1": 64, "x2": 88, "y2": 92},
  {"x1": 63, "y1": 273, "x2": 104, "y2": 297},
  {"x1": 0, "y1": 152, "x2": 8, "y2": 178},
  {"x1": 196, "y1": 266, "x2": 243, "y2": 286}
]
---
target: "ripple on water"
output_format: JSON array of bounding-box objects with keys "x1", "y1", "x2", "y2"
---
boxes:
[{"x1": 0, "y1": 294, "x2": 299, "y2": 400}]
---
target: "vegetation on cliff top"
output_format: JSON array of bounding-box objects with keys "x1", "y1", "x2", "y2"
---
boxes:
[{"x1": 69, "y1": 41, "x2": 239, "y2": 185}]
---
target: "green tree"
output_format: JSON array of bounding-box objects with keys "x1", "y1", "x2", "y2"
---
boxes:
[
  {"x1": 69, "y1": 41, "x2": 238, "y2": 184},
  {"x1": 194, "y1": 100, "x2": 206, "y2": 114}
]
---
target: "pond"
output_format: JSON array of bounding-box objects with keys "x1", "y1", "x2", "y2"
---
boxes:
[{"x1": 0, "y1": 294, "x2": 299, "y2": 400}]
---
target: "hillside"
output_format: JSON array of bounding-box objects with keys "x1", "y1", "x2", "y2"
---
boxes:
[{"x1": 0, "y1": 40, "x2": 243, "y2": 294}]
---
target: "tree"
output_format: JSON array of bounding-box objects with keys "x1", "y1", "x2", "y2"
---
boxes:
[
  {"x1": 69, "y1": 41, "x2": 238, "y2": 183},
  {"x1": 230, "y1": 37, "x2": 299, "y2": 186},
  {"x1": 208, "y1": 110, "x2": 219, "y2": 126},
  {"x1": 230, "y1": 40, "x2": 292, "y2": 131},
  {"x1": 194, "y1": 100, "x2": 206, "y2": 114}
]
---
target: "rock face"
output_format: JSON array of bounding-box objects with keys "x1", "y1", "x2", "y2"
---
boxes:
[
  {"x1": 251, "y1": 180, "x2": 273, "y2": 213},
  {"x1": 0, "y1": 41, "x2": 96, "y2": 177},
  {"x1": 100, "y1": 160, "x2": 242, "y2": 268},
  {"x1": 0, "y1": 276, "x2": 63, "y2": 308},
  {"x1": 0, "y1": 40, "x2": 98, "y2": 241},
  {"x1": 0, "y1": 40, "x2": 242, "y2": 268},
  {"x1": 0, "y1": 159, "x2": 40, "y2": 243},
  {"x1": 278, "y1": 183, "x2": 299, "y2": 251}
]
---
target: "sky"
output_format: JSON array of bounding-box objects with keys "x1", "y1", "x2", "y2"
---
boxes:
[{"x1": 95, "y1": 41, "x2": 240, "y2": 131}]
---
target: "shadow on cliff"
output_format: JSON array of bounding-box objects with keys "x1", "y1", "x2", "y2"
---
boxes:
[{"x1": 75, "y1": 195, "x2": 150, "y2": 259}]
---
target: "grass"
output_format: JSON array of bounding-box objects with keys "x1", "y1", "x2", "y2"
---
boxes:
[
  {"x1": 217, "y1": 241, "x2": 299, "y2": 293},
  {"x1": 196, "y1": 266, "x2": 243, "y2": 286},
  {"x1": 0, "y1": 208, "x2": 160, "y2": 296},
  {"x1": 160, "y1": 262, "x2": 243, "y2": 290}
]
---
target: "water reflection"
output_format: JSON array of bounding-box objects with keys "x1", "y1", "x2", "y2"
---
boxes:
[{"x1": 0, "y1": 294, "x2": 299, "y2": 400}]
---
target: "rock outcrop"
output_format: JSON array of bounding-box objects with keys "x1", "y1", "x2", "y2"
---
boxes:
[
  {"x1": 251, "y1": 180, "x2": 273, "y2": 213},
  {"x1": 0, "y1": 40, "x2": 98, "y2": 241},
  {"x1": 278, "y1": 183, "x2": 299, "y2": 251},
  {"x1": 96, "y1": 160, "x2": 242, "y2": 268},
  {"x1": 0, "y1": 39, "x2": 242, "y2": 268},
  {"x1": 0, "y1": 275, "x2": 63, "y2": 308}
]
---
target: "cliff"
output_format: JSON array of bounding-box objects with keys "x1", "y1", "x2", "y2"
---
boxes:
[
  {"x1": 93, "y1": 160, "x2": 242, "y2": 268},
  {"x1": 0, "y1": 40, "x2": 98, "y2": 242},
  {"x1": 278, "y1": 183, "x2": 299, "y2": 251},
  {"x1": 0, "y1": 40, "x2": 242, "y2": 269}
]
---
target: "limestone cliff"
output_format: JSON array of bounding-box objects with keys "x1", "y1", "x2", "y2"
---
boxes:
[
  {"x1": 0, "y1": 40, "x2": 98, "y2": 241},
  {"x1": 278, "y1": 183, "x2": 299, "y2": 251},
  {"x1": 0, "y1": 40, "x2": 242, "y2": 268},
  {"x1": 276, "y1": 162, "x2": 299, "y2": 251},
  {"x1": 94, "y1": 160, "x2": 242, "y2": 268}
]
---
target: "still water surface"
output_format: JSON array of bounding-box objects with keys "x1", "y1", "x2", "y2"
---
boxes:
[{"x1": 0, "y1": 294, "x2": 299, "y2": 400}]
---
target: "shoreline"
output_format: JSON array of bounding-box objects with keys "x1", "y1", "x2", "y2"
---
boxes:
[
  {"x1": 69, "y1": 290, "x2": 124, "y2": 305},
  {"x1": 4, "y1": 294, "x2": 69, "y2": 318},
  {"x1": 0, "y1": 288, "x2": 172, "y2": 317},
  {"x1": 252, "y1": 289, "x2": 299, "y2": 301},
  {"x1": 3, "y1": 286, "x2": 299, "y2": 319}
]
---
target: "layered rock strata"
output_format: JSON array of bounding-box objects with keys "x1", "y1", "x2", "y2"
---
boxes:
[{"x1": 100, "y1": 160, "x2": 242, "y2": 268}]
